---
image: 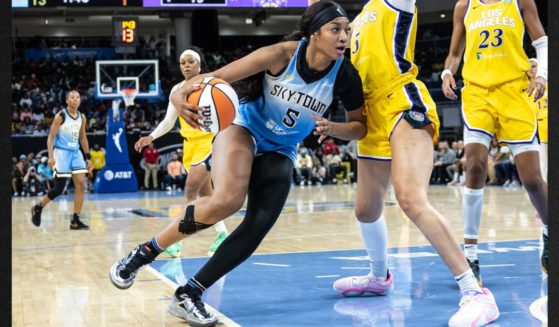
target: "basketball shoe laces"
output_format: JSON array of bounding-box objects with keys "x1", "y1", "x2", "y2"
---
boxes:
[
  {"x1": 120, "y1": 245, "x2": 155, "y2": 279},
  {"x1": 179, "y1": 291, "x2": 212, "y2": 318}
]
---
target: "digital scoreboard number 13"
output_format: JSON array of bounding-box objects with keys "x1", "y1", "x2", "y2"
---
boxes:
[
  {"x1": 113, "y1": 17, "x2": 139, "y2": 46},
  {"x1": 121, "y1": 20, "x2": 136, "y2": 44}
]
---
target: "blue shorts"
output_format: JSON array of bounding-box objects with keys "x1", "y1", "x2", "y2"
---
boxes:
[{"x1": 53, "y1": 148, "x2": 87, "y2": 178}]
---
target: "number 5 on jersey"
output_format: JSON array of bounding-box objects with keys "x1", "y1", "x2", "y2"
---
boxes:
[{"x1": 282, "y1": 108, "x2": 301, "y2": 128}]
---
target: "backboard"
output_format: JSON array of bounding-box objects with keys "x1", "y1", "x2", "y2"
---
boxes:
[{"x1": 95, "y1": 60, "x2": 160, "y2": 99}]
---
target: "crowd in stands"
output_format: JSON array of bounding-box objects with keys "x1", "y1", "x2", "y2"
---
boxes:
[
  {"x1": 12, "y1": 33, "x2": 453, "y2": 138},
  {"x1": 430, "y1": 138, "x2": 520, "y2": 187}
]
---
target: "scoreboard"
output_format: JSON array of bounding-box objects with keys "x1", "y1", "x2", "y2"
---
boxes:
[
  {"x1": 112, "y1": 16, "x2": 139, "y2": 49},
  {"x1": 14, "y1": 0, "x2": 143, "y2": 7},
  {"x1": 13, "y1": 0, "x2": 307, "y2": 8}
]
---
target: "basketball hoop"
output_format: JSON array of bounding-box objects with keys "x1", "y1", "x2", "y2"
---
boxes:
[{"x1": 120, "y1": 88, "x2": 138, "y2": 107}]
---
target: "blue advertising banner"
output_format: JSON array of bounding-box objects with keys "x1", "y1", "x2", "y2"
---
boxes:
[{"x1": 94, "y1": 107, "x2": 138, "y2": 193}]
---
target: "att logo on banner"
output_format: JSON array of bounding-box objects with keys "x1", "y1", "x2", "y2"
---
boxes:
[{"x1": 104, "y1": 170, "x2": 132, "y2": 181}]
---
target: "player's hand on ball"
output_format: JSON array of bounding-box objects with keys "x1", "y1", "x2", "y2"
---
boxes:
[
  {"x1": 171, "y1": 83, "x2": 204, "y2": 129},
  {"x1": 528, "y1": 76, "x2": 546, "y2": 102},
  {"x1": 312, "y1": 114, "x2": 334, "y2": 144},
  {"x1": 135, "y1": 136, "x2": 153, "y2": 152},
  {"x1": 442, "y1": 74, "x2": 458, "y2": 100}
]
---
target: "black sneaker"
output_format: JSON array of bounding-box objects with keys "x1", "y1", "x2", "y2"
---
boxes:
[
  {"x1": 110, "y1": 244, "x2": 156, "y2": 289},
  {"x1": 541, "y1": 233, "x2": 548, "y2": 274},
  {"x1": 31, "y1": 204, "x2": 43, "y2": 227},
  {"x1": 467, "y1": 258, "x2": 483, "y2": 287},
  {"x1": 70, "y1": 219, "x2": 89, "y2": 230},
  {"x1": 168, "y1": 287, "x2": 218, "y2": 327}
]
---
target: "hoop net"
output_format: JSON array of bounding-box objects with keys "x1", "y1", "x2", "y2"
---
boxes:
[{"x1": 120, "y1": 88, "x2": 138, "y2": 107}]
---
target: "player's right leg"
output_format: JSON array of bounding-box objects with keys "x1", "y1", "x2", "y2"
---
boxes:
[
  {"x1": 333, "y1": 159, "x2": 393, "y2": 297},
  {"x1": 32, "y1": 148, "x2": 72, "y2": 227},
  {"x1": 462, "y1": 129, "x2": 492, "y2": 286},
  {"x1": 110, "y1": 125, "x2": 255, "y2": 290}
]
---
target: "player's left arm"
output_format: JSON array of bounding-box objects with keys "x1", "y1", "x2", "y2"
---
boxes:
[
  {"x1": 313, "y1": 60, "x2": 367, "y2": 143},
  {"x1": 79, "y1": 113, "x2": 92, "y2": 171},
  {"x1": 521, "y1": 0, "x2": 547, "y2": 101}
]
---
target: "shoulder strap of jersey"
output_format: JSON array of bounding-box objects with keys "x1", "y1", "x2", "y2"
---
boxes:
[{"x1": 58, "y1": 109, "x2": 66, "y2": 125}]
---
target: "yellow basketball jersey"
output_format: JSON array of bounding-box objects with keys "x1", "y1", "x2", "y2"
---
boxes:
[
  {"x1": 173, "y1": 81, "x2": 213, "y2": 141},
  {"x1": 463, "y1": 0, "x2": 530, "y2": 87},
  {"x1": 535, "y1": 84, "x2": 548, "y2": 120},
  {"x1": 351, "y1": 0, "x2": 418, "y2": 97}
]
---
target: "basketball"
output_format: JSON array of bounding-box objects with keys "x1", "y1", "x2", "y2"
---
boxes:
[{"x1": 186, "y1": 76, "x2": 239, "y2": 135}]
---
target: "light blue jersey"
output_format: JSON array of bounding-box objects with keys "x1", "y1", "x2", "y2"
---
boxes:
[
  {"x1": 53, "y1": 109, "x2": 88, "y2": 177},
  {"x1": 233, "y1": 39, "x2": 343, "y2": 162},
  {"x1": 54, "y1": 109, "x2": 83, "y2": 151}
]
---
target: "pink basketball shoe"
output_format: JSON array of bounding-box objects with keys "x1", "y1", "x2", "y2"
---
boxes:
[
  {"x1": 333, "y1": 271, "x2": 394, "y2": 297},
  {"x1": 448, "y1": 288, "x2": 500, "y2": 327}
]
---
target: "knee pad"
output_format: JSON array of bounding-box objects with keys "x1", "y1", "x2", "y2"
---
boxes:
[
  {"x1": 178, "y1": 205, "x2": 214, "y2": 235},
  {"x1": 47, "y1": 177, "x2": 67, "y2": 200}
]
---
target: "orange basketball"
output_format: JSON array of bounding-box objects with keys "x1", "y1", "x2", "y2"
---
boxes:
[{"x1": 186, "y1": 76, "x2": 239, "y2": 135}]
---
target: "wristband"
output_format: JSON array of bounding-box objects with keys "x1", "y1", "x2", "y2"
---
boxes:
[
  {"x1": 441, "y1": 69, "x2": 453, "y2": 80},
  {"x1": 85, "y1": 153, "x2": 91, "y2": 160}
]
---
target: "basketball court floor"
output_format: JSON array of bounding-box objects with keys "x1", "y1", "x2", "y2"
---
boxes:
[{"x1": 12, "y1": 184, "x2": 547, "y2": 326}]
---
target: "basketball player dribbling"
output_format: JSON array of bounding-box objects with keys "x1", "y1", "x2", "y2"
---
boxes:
[
  {"x1": 319, "y1": 0, "x2": 500, "y2": 325},
  {"x1": 442, "y1": 0, "x2": 548, "y2": 282},
  {"x1": 134, "y1": 47, "x2": 229, "y2": 258},
  {"x1": 110, "y1": 2, "x2": 366, "y2": 326},
  {"x1": 31, "y1": 90, "x2": 92, "y2": 230}
]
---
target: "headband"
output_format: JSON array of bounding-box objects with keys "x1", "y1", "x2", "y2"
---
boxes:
[
  {"x1": 180, "y1": 49, "x2": 201, "y2": 63},
  {"x1": 529, "y1": 58, "x2": 538, "y2": 64},
  {"x1": 308, "y1": 4, "x2": 348, "y2": 35}
]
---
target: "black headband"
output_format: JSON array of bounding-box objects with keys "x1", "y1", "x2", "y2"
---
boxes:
[{"x1": 308, "y1": 4, "x2": 348, "y2": 35}]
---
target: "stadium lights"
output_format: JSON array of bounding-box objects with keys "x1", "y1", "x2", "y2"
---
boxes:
[{"x1": 245, "y1": 18, "x2": 253, "y2": 24}]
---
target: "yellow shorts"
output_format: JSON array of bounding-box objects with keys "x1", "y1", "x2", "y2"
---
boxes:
[
  {"x1": 538, "y1": 117, "x2": 548, "y2": 143},
  {"x1": 462, "y1": 78, "x2": 538, "y2": 144},
  {"x1": 357, "y1": 80, "x2": 439, "y2": 160},
  {"x1": 182, "y1": 133, "x2": 213, "y2": 171}
]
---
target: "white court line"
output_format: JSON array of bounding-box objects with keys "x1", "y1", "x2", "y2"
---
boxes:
[
  {"x1": 341, "y1": 267, "x2": 370, "y2": 270},
  {"x1": 253, "y1": 262, "x2": 290, "y2": 267},
  {"x1": 529, "y1": 296, "x2": 547, "y2": 326},
  {"x1": 316, "y1": 275, "x2": 340, "y2": 278},
  {"x1": 145, "y1": 265, "x2": 241, "y2": 327},
  {"x1": 479, "y1": 264, "x2": 515, "y2": 268}
]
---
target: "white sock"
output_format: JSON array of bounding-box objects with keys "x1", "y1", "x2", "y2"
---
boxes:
[
  {"x1": 464, "y1": 244, "x2": 478, "y2": 261},
  {"x1": 214, "y1": 220, "x2": 228, "y2": 234},
  {"x1": 359, "y1": 216, "x2": 388, "y2": 280},
  {"x1": 463, "y1": 187, "x2": 484, "y2": 240},
  {"x1": 455, "y1": 269, "x2": 483, "y2": 294},
  {"x1": 453, "y1": 172, "x2": 459, "y2": 182},
  {"x1": 543, "y1": 225, "x2": 548, "y2": 237}
]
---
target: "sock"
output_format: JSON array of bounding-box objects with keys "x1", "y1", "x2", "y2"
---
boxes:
[
  {"x1": 72, "y1": 213, "x2": 80, "y2": 222},
  {"x1": 214, "y1": 220, "x2": 228, "y2": 234},
  {"x1": 453, "y1": 172, "x2": 459, "y2": 182},
  {"x1": 35, "y1": 203, "x2": 43, "y2": 210},
  {"x1": 359, "y1": 216, "x2": 388, "y2": 281},
  {"x1": 464, "y1": 244, "x2": 478, "y2": 261},
  {"x1": 463, "y1": 187, "x2": 484, "y2": 240},
  {"x1": 144, "y1": 237, "x2": 164, "y2": 256},
  {"x1": 183, "y1": 277, "x2": 206, "y2": 295},
  {"x1": 543, "y1": 225, "x2": 548, "y2": 237},
  {"x1": 455, "y1": 269, "x2": 483, "y2": 294}
]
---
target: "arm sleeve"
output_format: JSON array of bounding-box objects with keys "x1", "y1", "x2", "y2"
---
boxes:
[
  {"x1": 149, "y1": 84, "x2": 181, "y2": 140},
  {"x1": 334, "y1": 59, "x2": 365, "y2": 111}
]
